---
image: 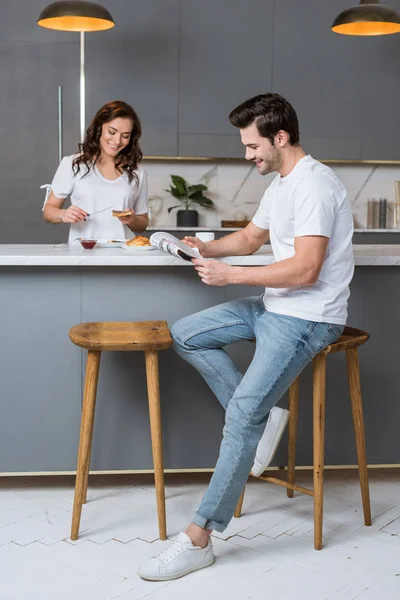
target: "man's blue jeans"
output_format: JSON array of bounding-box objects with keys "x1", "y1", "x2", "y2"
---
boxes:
[{"x1": 170, "y1": 295, "x2": 344, "y2": 533}]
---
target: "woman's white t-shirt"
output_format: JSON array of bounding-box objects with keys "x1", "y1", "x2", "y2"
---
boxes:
[
  {"x1": 252, "y1": 155, "x2": 354, "y2": 325},
  {"x1": 50, "y1": 155, "x2": 148, "y2": 243}
]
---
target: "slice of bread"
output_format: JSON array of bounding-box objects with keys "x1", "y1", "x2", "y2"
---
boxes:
[{"x1": 112, "y1": 209, "x2": 133, "y2": 218}]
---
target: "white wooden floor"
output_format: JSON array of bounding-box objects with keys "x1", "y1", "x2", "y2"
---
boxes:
[{"x1": 1, "y1": 470, "x2": 400, "y2": 600}]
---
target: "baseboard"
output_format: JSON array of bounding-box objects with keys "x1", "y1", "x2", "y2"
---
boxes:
[{"x1": 1, "y1": 464, "x2": 399, "y2": 477}]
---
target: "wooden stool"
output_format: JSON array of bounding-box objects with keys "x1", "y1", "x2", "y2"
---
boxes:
[
  {"x1": 235, "y1": 326, "x2": 372, "y2": 550},
  {"x1": 69, "y1": 321, "x2": 173, "y2": 541}
]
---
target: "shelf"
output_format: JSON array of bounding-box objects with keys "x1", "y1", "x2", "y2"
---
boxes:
[
  {"x1": 354, "y1": 229, "x2": 400, "y2": 233},
  {"x1": 142, "y1": 156, "x2": 400, "y2": 165}
]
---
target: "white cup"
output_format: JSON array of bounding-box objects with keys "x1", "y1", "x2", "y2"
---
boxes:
[{"x1": 195, "y1": 232, "x2": 215, "y2": 243}]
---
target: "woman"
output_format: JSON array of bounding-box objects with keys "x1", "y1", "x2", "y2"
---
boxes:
[{"x1": 43, "y1": 101, "x2": 148, "y2": 242}]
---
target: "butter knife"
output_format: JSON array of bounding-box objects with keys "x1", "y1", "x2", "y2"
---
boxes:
[{"x1": 87, "y1": 206, "x2": 113, "y2": 217}]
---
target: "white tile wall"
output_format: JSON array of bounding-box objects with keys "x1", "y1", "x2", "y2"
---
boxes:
[{"x1": 143, "y1": 159, "x2": 400, "y2": 231}]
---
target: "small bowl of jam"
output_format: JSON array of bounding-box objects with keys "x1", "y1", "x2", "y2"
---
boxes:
[{"x1": 80, "y1": 239, "x2": 97, "y2": 249}]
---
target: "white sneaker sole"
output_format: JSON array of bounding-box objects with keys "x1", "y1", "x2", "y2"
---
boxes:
[
  {"x1": 139, "y1": 555, "x2": 215, "y2": 581},
  {"x1": 251, "y1": 410, "x2": 290, "y2": 477}
]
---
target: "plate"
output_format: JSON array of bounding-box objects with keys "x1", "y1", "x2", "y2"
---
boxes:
[
  {"x1": 96, "y1": 239, "x2": 126, "y2": 248},
  {"x1": 121, "y1": 244, "x2": 155, "y2": 252}
]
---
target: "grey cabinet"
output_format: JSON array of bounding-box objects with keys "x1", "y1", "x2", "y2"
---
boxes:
[
  {"x1": 360, "y1": 33, "x2": 400, "y2": 160},
  {"x1": 272, "y1": 0, "x2": 366, "y2": 160},
  {"x1": 80, "y1": 268, "x2": 226, "y2": 470},
  {"x1": 178, "y1": 0, "x2": 274, "y2": 158},
  {"x1": 85, "y1": 0, "x2": 180, "y2": 157},
  {"x1": 0, "y1": 0, "x2": 77, "y2": 43},
  {"x1": 0, "y1": 40, "x2": 79, "y2": 244},
  {"x1": 0, "y1": 0, "x2": 80, "y2": 244},
  {"x1": 177, "y1": 0, "x2": 400, "y2": 161},
  {"x1": 0, "y1": 263, "x2": 399, "y2": 472},
  {"x1": 0, "y1": 269, "x2": 82, "y2": 472}
]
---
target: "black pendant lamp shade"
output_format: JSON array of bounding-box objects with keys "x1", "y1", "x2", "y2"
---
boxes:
[
  {"x1": 37, "y1": 1, "x2": 114, "y2": 32},
  {"x1": 332, "y1": 0, "x2": 400, "y2": 35}
]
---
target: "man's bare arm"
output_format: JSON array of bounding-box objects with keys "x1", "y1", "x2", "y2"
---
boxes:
[
  {"x1": 230, "y1": 236, "x2": 329, "y2": 287},
  {"x1": 193, "y1": 236, "x2": 329, "y2": 288},
  {"x1": 184, "y1": 221, "x2": 270, "y2": 258}
]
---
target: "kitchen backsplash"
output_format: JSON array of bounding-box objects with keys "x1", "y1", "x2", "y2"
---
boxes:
[{"x1": 142, "y1": 159, "x2": 400, "y2": 230}]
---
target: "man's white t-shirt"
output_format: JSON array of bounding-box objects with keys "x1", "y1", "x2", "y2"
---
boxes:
[
  {"x1": 49, "y1": 155, "x2": 148, "y2": 243},
  {"x1": 252, "y1": 155, "x2": 354, "y2": 325}
]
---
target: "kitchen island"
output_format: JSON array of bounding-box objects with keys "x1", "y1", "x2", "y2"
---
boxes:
[{"x1": 0, "y1": 244, "x2": 399, "y2": 473}]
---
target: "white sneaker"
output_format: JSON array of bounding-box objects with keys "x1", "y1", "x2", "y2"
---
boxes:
[
  {"x1": 138, "y1": 532, "x2": 215, "y2": 581},
  {"x1": 251, "y1": 407, "x2": 290, "y2": 477}
]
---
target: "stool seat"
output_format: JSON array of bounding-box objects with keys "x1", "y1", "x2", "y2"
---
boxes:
[
  {"x1": 321, "y1": 326, "x2": 369, "y2": 355},
  {"x1": 69, "y1": 321, "x2": 173, "y2": 352},
  {"x1": 249, "y1": 326, "x2": 369, "y2": 355}
]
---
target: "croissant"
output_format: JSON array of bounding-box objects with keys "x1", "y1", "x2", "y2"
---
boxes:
[{"x1": 126, "y1": 236, "x2": 151, "y2": 247}]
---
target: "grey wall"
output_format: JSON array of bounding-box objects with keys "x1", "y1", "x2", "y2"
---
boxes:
[{"x1": 2, "y1": 0, "x2": 400, "y2": 243}]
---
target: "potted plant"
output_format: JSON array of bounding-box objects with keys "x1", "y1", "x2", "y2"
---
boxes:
[{"x1": 165, "y1": 174, "x2": 214, "y2": 226}]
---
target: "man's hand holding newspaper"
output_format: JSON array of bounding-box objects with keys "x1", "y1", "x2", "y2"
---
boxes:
[
  {"x1": 149, "y1": 232, "x2": 203, "y2": 261},
  {"x1": 149, "y1": 232, "x2": 235, "y2": 286}
]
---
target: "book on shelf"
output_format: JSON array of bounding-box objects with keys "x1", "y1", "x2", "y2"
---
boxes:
[
  {"x1": 394, "y1": 182, "x2": 400, "y2": 228},
  {"x1": 379, "y1": 198, "x2": 387, "y2": 229},
  {"x1": 367, "y1": 198, "x2": 391, "y2": 229}
]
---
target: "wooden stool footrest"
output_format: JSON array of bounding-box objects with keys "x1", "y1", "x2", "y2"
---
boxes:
[{"x1": 255, "y1": 475, "x2": 314, "y2": 497}]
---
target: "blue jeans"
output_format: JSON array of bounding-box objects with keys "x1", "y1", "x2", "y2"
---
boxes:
[{"x1": 170, "y1": 295, "x2": 344, "y2": 533}]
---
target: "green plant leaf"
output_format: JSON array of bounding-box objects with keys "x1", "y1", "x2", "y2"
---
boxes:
[
  {"x1": 164, "y1": 186, "x2": 182, "y2": 200},
  {"x1": 171, "y1": 175, "x2": 187, "y2": 196},
  {"x1": 187, "y1": 190, "x2": 202, "y2": 200},
  {"x1": 193, "y1": 195, "x2": 215, "y2": 208},
  {"x1": 167, "y1": 205, "x2": 182, "y2": 213},
  {"x1": 188, "y1": 184, "x2": 208, "y2": 194},
  {"x1": 165, "y1": 176, "x2": 213, "y2": 210}
]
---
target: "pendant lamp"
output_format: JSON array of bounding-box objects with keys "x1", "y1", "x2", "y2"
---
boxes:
[
  {"x1": 38, "y1": 2, "x2": 115, "y2": 144},
  {"x1": 38, "y1": 1, "x2": 114, "y2": 32},
  {"x1": 332, "y1": 0, "x2": 400, "y2": 36}
]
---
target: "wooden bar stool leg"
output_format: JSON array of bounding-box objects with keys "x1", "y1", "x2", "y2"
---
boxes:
[
  {"x1": 313, "y1": 354, "x2": 326, "y2": 551},
  {"x1": 287, "y1": 377, "x2": 300, "y2": 498},
  {"x1": 71, "y1": 350, "x2": 101, "y2": 540},
  {"x1": 145, "y1": 350, "x2": 167, "y2": 541},
  {"x1": 81, "y1": 425, "x2": 94, "y2": 505},
  {"x1": 234, "y1": 487, "x2": 246, "y2": 518},
  {"x1": 346, "y1": 347, "x2": 372, "y2": 526}
]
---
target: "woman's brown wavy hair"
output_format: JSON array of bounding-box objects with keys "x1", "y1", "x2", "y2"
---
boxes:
[{"x1": 72, "y1": 101, "x2": 143, "y2": 184}]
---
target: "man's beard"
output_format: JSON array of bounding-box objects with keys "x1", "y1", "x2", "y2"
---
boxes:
[{"x1": 258, "y1": 149, "x2": 281, "y2": 175}]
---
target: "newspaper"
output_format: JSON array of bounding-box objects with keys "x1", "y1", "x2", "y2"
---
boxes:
[{"x1": 149, "y1": 232, "x2": 202, "y2": 262}]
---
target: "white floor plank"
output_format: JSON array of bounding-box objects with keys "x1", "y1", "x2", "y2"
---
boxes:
[{"x1": 0, "y1": 471, "x2": 399, "y2": 600}]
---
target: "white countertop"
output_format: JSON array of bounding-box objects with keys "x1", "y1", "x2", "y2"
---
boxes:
[
  {"x1": 0, "y1": 244, "x2": 400, "y2": 266},
  {"x1": 149, "y1": 227, "x2": 400, "y2": 233},
  {"x1": 148, "y1": 227, "x2": 242, "y2": 232}
]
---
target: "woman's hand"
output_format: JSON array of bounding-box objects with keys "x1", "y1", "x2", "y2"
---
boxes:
[
  {"x1": 182, "y1": 236, "x2": 207, "y2": 257},
  {"x1": 116, "y1": 210, "x2": 135, "y2": 226},
  {"x1": 61, "y1": 205, "x2": 88, "y2": 223}
]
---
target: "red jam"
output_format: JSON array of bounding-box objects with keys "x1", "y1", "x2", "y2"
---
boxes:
[{"x1": 80, "y1": 239, "x2": 97, "y2": 249}]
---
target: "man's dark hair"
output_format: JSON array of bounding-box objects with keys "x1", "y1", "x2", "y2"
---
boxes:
[{"x1": 229, "y1": 93, "x2": 300, "y2": 146}]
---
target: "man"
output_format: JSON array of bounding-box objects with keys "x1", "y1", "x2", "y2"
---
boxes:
[{"x1": 139, "y1": 93, "x2": 354, "y2": 581}]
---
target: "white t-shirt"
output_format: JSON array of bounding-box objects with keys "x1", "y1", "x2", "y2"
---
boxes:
[
  {"x1": 49, "y1": 155, "x2": 148, "y2": 243},
  {"x1": 252, "y1": 155, "x2": 354, "y2": 325}
]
